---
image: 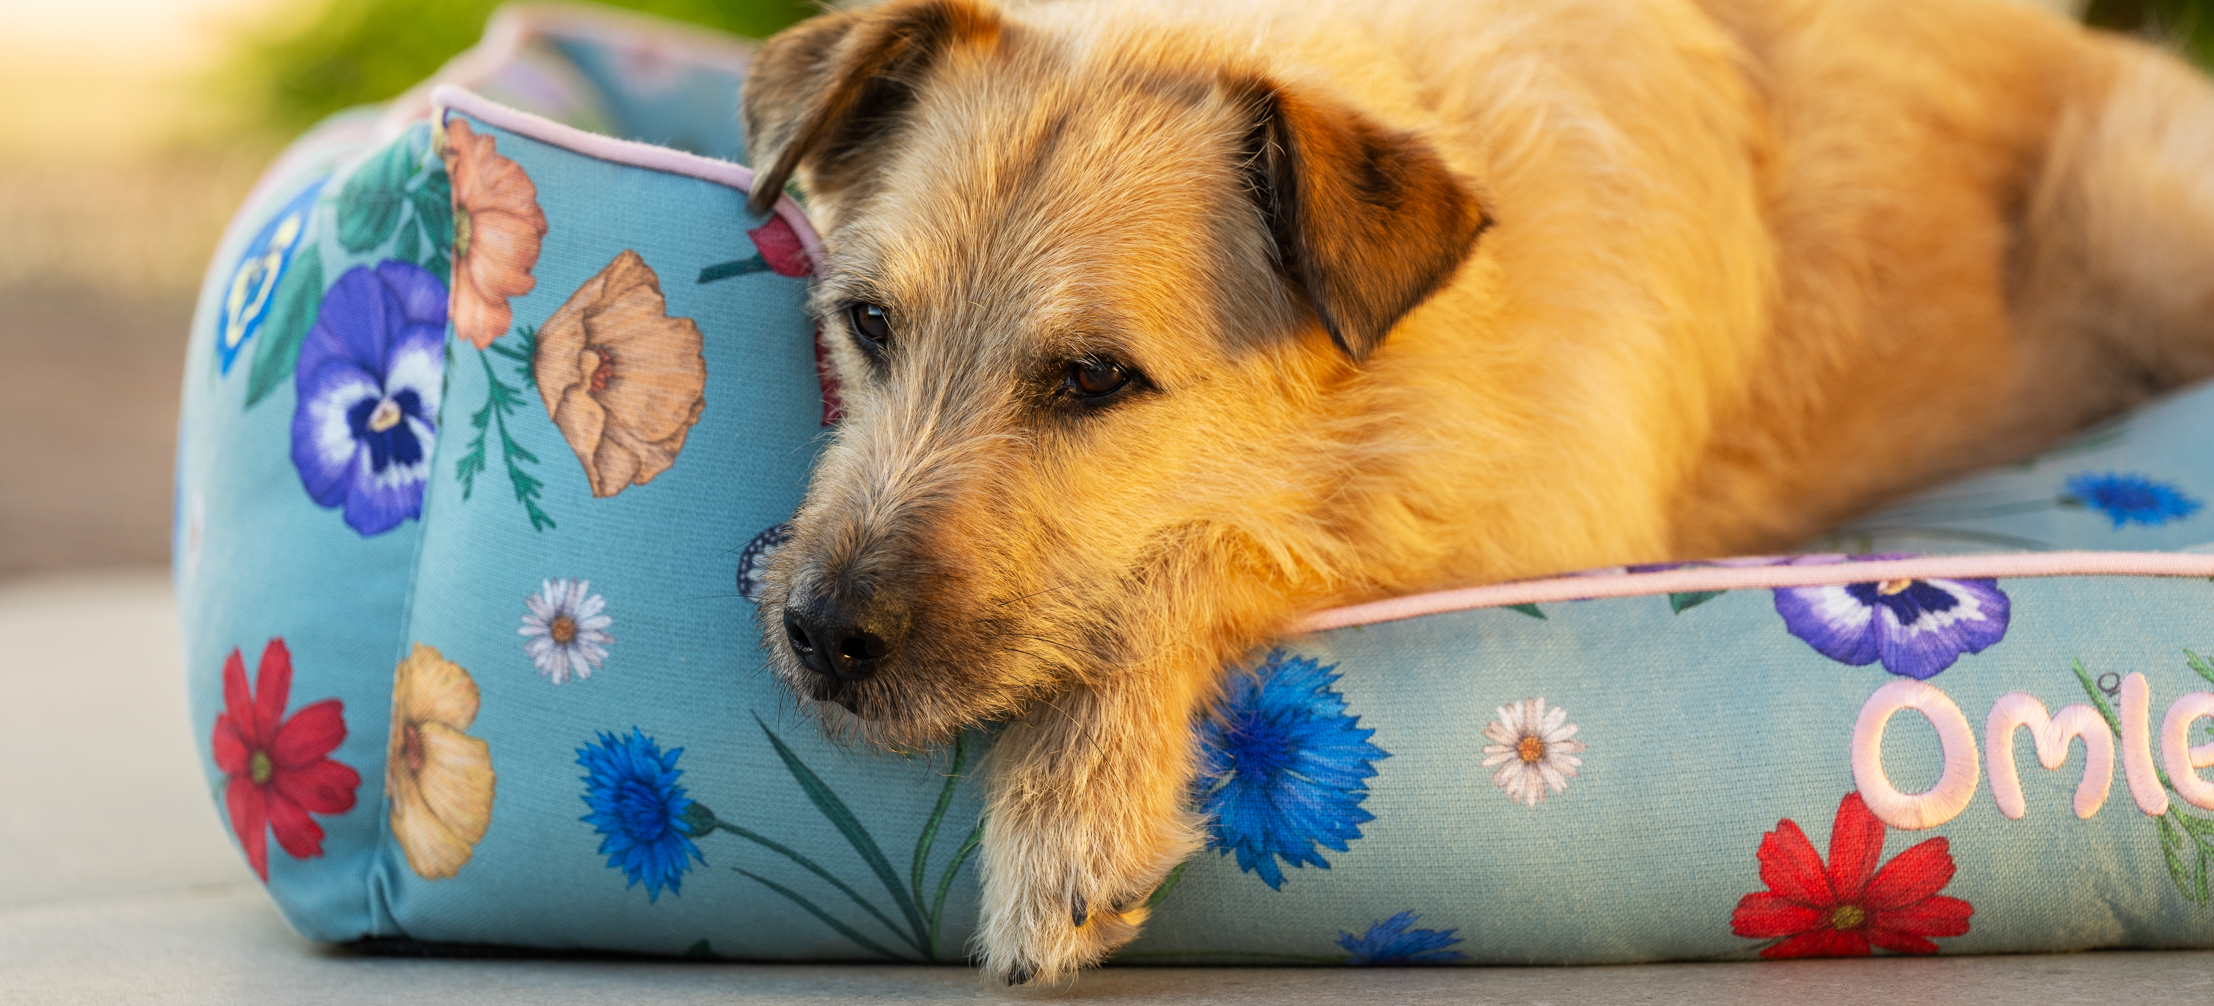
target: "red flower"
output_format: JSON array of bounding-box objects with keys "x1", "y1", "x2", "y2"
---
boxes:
[
  {"x1": 1731, "y1": 791, "x2": 1972, "y2": 958},
  {"x1": 747, "y1": 215, "x2": 813, "y2": 278},
  {"x1": 211, "y1": 639, "x2": 360, "y2": 881}
]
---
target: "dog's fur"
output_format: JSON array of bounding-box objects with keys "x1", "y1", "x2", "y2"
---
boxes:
[{"x1": 738, "y1": 0, "x2": 2214, "y2": 983}]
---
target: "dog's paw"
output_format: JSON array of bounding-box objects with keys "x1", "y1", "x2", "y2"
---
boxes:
[{"x1": 975, "y1": 807, "x2": 1202, "y2": 986}]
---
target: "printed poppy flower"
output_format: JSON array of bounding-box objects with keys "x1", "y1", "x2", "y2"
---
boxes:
[
  {"x1": 442, "y1": 117, "x2": 547, "y2": 350},
  {"x1": 1337, "y1": 911, "x2": 1468, "y2": 965},
  {"x1": 577, "y1": 728, "x2": 704, "y2": 901},
  {"x1": 289, "y1": 260, "x2": 446, "y2": 536},
  {"x1": 210, "y1": 639, "x2": 361, "y2": 882},
  {"x1": 1731, "y1": 791, "x2": 1972, "y2": 958},
  {"x1": 533, "y1": 250, "x2": 707, "y2": 497},
  {"x1": 386, "y1": 644, "x2": 495, "y2": 880},
  {"x1": 1194, "y1": 652, "x2": 1389, "y2": 889},
  {"x1": 1771, "y1": 555, "x2": 2008, "y2": 680},
  {"x1": 2062, "y1": 472, "x2": 2202, "y2": 528}
]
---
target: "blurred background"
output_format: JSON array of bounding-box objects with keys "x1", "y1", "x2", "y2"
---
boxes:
[
  {"x1": 0, "y1": 0, "x2": 813, "y2": 577},
  {"x1": 0, "y1": 0, "x2": 2207, "y2": 578}
]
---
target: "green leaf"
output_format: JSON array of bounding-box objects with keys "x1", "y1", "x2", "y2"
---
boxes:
[
  {"x1": 1669, "y1": 590, "x2": 1723, "y2": 614},
  {"x1": 335, "y1": 141, "x2": 417, "y2": 252},
  {"x1": 392, "y1": 215, "x2": 421, "y2": 265},
  {"x1": 736, "y1": 869, "x2": 915, "y2": 961},
  {"x1": 410, "y1": 175, "x2": 453, "y2": 254},
  {"x1": 756, "y1": 715, "x2": 932, "y2": 950},
  {"x1": 2073, "y1": 659, "x2": 2124, "y2": 738},
  {"x1": 912, "y1": 731, "x2": 967, "y2": 931},
  {"x1": 1142, "y1": 860, "x2": 1190, "y2": 910},
  {"x1": 711, "y1": 819, "x2": 920, "y2": 955},
  {"x1": 698, "y1": 255, "x2": 772, "y2": 284},
  {"x1": 2188, "y1": 650, "x2": 2214, "y2": 687},
  {"x1": 928, "y1": 820, "x2": 984, "y2": 956},
  {"x1": 243, "y1": 247, "x2": 324, "y2": 407},
  {"x1": 1506, "y1": 603, "x2": 1546, "y2": 620},
  {"x1": 2158, "y1": 814, "x2": 2201, "y2": 903}
]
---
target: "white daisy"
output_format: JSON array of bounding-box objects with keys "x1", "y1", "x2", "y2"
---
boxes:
[
  {"x1": 1480, "y1": 697, "x2": 1587, "y2": 807},
  {"x1": 518, "y1": 578, "x2": 614, "y2": 684}
]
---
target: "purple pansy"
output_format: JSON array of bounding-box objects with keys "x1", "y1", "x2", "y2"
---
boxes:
[
  {"x1": 290, "y1": 260, "x2": 446, "y2": 536},
  {"x1": 1771, "y1": 555, "x2": 2009, "y2": 680}
]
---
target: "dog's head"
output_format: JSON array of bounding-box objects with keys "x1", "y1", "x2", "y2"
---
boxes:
[{"x1": 740, "y1": 0, "x2": 1486, "y2": 745}]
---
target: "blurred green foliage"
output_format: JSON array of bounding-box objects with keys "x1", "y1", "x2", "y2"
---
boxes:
[
  {"x1": 225, "y1": 0, "x2": 817, "y2": 136},
  {"x1": 221, "y1": 0, "x2": 2214, "y2": 139},
  {"x1": 2087, "y1": 0, "x2": 2214, "y2": 66}
]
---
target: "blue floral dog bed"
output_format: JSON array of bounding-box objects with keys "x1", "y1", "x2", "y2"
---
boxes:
[{"x1": 180, "y1": 3, "x2": 2214, "y2": 966}]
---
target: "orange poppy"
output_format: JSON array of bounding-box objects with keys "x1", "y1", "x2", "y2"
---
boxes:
[
  {"x1": 534, "y1": 250, "x2": 707, "y2": 497},
  {"x1": 443, "y1": 118, "x2": 548, "y2": 350}
]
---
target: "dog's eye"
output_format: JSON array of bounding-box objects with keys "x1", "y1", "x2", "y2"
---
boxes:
[
  {"x1": 1067, "y1": 359, "x2": 1132, "y2": 398},
  {"x1": 846, "y1": 302, "x2": 893, "y2": 348}
]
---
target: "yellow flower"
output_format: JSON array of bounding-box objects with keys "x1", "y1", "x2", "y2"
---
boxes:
[
  {"x1": 534, "y1": 250, "x2": 707, "y2": 497},
  {"x1": 386, "y1": 644, "x2": 495, "y2": 880}
]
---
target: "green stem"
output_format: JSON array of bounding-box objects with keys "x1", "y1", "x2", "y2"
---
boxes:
[
  {"x1": 912, "y1": 731, "x2": 967, "y2": 942},
  {"x1": 928, "y1": 820, "x2": 985, "y2": 956},
  {"x1": 756, "y1": 716, "x2": 934, "y2": 952},
  {"x1": 735, "y1": 868, "x2": 917, "y2": 961},
  {"x1": 709, "y1": 821, "x2": 925, "y2": 956},
  {"x1": 698, "y1": 255, "x2": 772, "y2": 284}
]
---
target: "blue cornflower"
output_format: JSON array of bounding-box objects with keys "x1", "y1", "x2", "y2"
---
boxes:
[
  {"x1": 1194, "y1": 651, "x2": 1388, "y2": 889},
  {"x1": 577, "y1": 728, "x2": 704, "y2": 901},
  {"x1": 1337, "y1": 911, "x2": 1468, "y2": 965},
  {"x1": 2063, "y1": 473, "x2": 2203, "y2": 528}
]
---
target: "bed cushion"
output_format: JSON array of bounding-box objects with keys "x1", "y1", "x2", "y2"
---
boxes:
[{"x1": 178, "y1": 3, "x2": 2214, "y2": 964}]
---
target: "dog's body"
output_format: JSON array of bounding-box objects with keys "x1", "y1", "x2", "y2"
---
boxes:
[{"x1": 737, "y1": 0, "x2": 2214, "y2": 982}]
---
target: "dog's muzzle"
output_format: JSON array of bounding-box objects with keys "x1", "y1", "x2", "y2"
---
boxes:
[{"x1": 779, "y1": 586, "x2": 908, "y2": 700}]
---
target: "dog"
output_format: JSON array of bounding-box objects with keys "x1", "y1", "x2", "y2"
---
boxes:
[{"x1": 736, "y1": 0, "x2": 2214, "y2": 983}]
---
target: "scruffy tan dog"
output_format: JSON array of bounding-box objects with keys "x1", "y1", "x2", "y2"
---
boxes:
[{"x1": 738, "y1": 0, "x2": 2214, "y2": 983}]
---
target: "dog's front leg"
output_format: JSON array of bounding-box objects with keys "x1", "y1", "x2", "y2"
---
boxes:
[{"x1": 974, "y1": 667, "x2": 1210, "y2": 985}]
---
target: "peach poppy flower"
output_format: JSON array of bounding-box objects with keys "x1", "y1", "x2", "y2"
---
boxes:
[
  {"x1": 534, "y1": 250, "x2": 707, "y2": 497},
  {"x1": 386, "y1": 644, "x2": 496, "y2": 880},
  {"x1": 443, "y1": 118, "x2": 547, "y2": 349}
]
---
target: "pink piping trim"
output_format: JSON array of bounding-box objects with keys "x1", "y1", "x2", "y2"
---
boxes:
[
  {"x1": 430, "y1": 85, "x2": 826, "y2": 273},
  {"x1": 1296, "y1": 551, "x2": 2214, "y2": 633}
]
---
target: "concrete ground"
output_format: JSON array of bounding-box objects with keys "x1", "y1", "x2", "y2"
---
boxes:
[{"x1": 5, "y1": 571, "x2": 2214, "y2": 1005}]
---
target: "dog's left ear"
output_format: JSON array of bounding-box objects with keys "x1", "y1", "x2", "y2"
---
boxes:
[
  {"x1": 741, "y1": 0, "x2": 1004, "y2": 216},
  {"x1": 1233, "y1": 76, "x2": 1489, "y2": 363}
]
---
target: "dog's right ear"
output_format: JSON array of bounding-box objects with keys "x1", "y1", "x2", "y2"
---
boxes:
[{"x1": 741, "y1": 0, "x2": 1003, "y2": 216}]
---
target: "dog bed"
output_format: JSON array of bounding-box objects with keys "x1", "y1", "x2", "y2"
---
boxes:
[{"x1": 178, "y1": 2, "x2": 2214, "y2": 965}]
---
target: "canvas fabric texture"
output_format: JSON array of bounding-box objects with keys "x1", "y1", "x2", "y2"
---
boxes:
[{"x1": 177, "y1": 4, "x2": 2214, "y2": 966}]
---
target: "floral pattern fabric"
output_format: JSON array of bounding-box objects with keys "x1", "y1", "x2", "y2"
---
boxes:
[
  {"x1": 387, "y1": 645, "x2": 496, "y2": 880},
  {"x1": 577, "y1": 729, "x2": 702, "y2": 902},
  {"x1": 444, "y1": 118, "x2": 547, "y2": 350},
  {"x1": 1731, "y1": 792, "x2": 1973, "y2": 957},
  {"x1": 534, "y1": 250, "x2": 707, "y2": 498},
  {"x1": 289, "y1": 260, "x2": 446, "y2": 536},
  {"x1": 178, "y1": 20, "x2": 2214, "y2": 966},
  {"x1": 211, "y1": 640, "x2": 360, "y2": 881},
  {"x1": 1193, "y1": 652, "x2": 1388, "y2": 890}
]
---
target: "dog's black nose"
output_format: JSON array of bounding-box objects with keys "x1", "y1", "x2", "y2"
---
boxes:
[{"x1": 782, "y1": 599, "x2": 895, "y2": 683}]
